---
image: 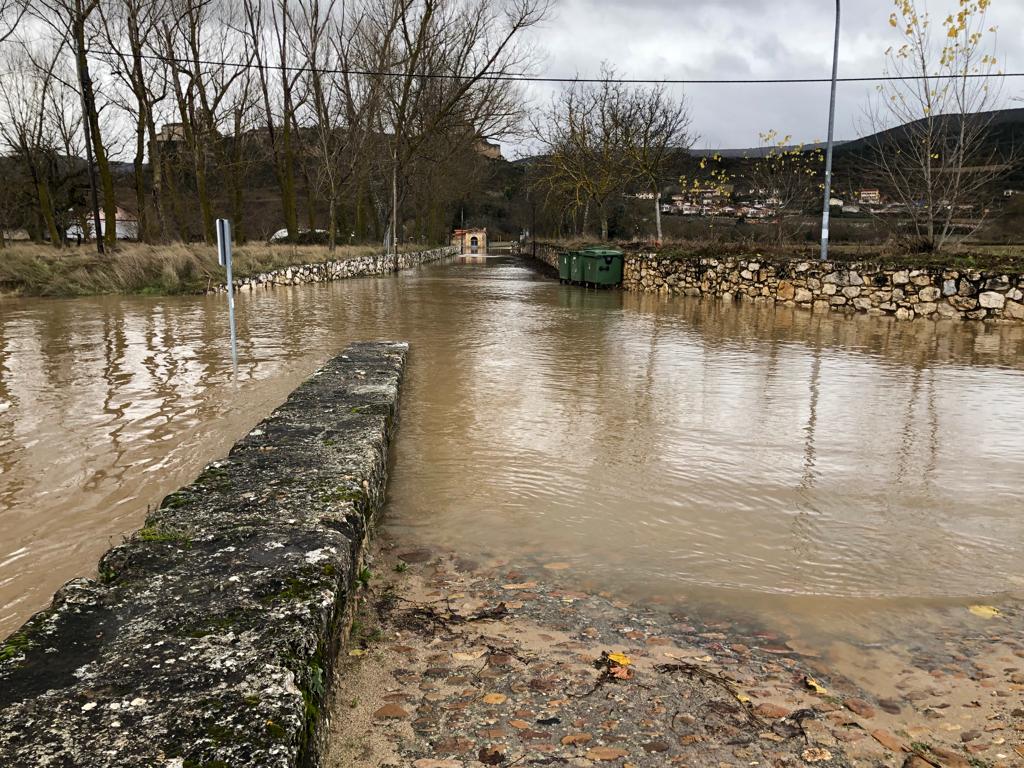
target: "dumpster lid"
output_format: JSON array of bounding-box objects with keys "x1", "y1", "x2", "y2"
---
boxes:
[{"x1": 579, "y1": 247, "x2": 624, "y2": 257}]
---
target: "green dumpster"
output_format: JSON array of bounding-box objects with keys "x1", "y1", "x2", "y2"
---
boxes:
[
  {"x1": 579, "y1": 247, "x2": 624, "y2": 287},
  {"x1": 558, "y1": 251, "x2": 572, "y2": 282},
  {"x1": 569, "y1": 251, "x2": 586, "y2": 284}
]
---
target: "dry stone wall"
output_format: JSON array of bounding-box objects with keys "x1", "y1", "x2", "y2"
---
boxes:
[
  {"x1": 530, "y1": 244, "x2": 1024, "y2": 322},
  {"x1": 623, "y1": 255, "x2": 1024, "y2": 322},
  {"x1": 207, "y1": 246, "x2": 456, "y2": 294}
]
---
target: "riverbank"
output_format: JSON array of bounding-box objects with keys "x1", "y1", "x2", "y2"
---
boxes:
[
  {"x1": 0, "y1": 242, "x2": 449, "y2": 297},
  {"x1": 0, "y1": 342, "x2": 407, "y2": 766},
  {"x1": 530, "y1": 242, "x2": 1024, "y2": 322},
  {"x1": 329, "y1": 534, "x2": 1024, "y2": 768}
]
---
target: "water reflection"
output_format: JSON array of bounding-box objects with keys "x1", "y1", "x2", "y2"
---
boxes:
[{"x1": 1, "y1": 257, "x2": 1023, "y2": 640}]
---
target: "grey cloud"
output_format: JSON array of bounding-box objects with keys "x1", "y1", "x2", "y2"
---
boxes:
[{"x1": 515, "y1": 0, "x2": 1022, "y2": 151}]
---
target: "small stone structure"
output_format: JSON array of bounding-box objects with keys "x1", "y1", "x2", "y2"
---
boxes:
[
  {"x1": 530, "y1": 244, "x2": 1024, "y2": 322},
  {"x1": 0, "y1": 342, "x2": 409, "y2": 767},
  {"x1": 451, "y1": 228, "x2": 488, "y2": 255},
  {"x1": 206, "y1": 246, "x2": 455, "y2": 294}
]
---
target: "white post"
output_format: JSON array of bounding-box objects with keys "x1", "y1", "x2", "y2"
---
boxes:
[
  {"x1": 820, "y1": 0, "x2": 841, "y2": 262},
  {"x1": 216, "y1": 218, "x2": 238, "y2": 373}
]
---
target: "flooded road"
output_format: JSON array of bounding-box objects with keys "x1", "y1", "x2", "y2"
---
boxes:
[{"x1": 2, "y1": 256, "x2": 1024, "y2": 657}]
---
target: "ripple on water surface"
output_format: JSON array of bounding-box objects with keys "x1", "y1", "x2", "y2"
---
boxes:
[{"x1": 1, "y1": 258, "x2": 1024, "y2": 640}]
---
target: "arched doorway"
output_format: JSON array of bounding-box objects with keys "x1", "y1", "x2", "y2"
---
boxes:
[{"x1": 470, "y1": 236, "x2": 479, "y2": 254}]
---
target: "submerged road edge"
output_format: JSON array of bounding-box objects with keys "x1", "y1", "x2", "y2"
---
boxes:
[{"x1": 0, "y1": 341, "x2": 409, "y2": 767}]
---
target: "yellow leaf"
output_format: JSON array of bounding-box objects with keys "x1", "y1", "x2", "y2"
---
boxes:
[
  {"x1": 736, "y1": 693, "x2": 751, "y2": 704},
  {"x1": 968, "y1": 604, "x2": 1001, "y2": 618},
  {"x1": 348, "y1": 648, "x2": 367, "y2": 657},
  {"x1": 607, "y1": 652, "x2": 632, "y2": 667},
  {"x1": 804, "y1": 676, "x2": 827, "y2": 694}
]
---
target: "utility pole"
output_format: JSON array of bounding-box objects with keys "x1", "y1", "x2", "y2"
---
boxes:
[
  {"x1": 391, "y1": 144, "x2": 398, "y2": 270},
  {"x1": 74, "y1": 0, "x2": 104, "y2": 254},
  {"x1": 820, "y1": 0, "x2": 840, "y2": 262}
]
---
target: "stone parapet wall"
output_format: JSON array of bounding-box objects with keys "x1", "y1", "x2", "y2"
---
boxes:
[
  {"x1": 624, "y1": 255, "x2": 1024, "y2": 322},
  {"x1": 527, "y1": 244, "x2": 1024, "y2": 322},
  {"x1": 207, "y1": 246, "x2": 456, "y2": 294},
  {"x1": 0, "y1": 342, "x2": 409, "y2": 767},
  {"x1": 531, "y1": 242, "x2": 560, "y2": 270}
]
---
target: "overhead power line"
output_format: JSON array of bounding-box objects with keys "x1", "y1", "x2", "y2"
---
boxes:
[{"x1": 79, "y1": 46, "x2": 1024, "y2": 85}]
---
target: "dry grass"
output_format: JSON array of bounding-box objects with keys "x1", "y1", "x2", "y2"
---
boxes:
[{"x1": 0, "y1": 242, "x2": 425, "y2": 297}]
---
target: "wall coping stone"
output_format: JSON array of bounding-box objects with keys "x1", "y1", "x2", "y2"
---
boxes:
[{"x1": 0, "y1": 342, "x2": 409, "y2": 767}]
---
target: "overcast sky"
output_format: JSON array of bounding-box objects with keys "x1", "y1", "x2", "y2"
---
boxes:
[{"x1": 512, "y1": 0, "x2": 1024, "y2": 154}]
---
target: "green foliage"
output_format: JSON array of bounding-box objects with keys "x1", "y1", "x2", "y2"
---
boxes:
[
  {"x1": 137, "y1": 526, "x2": 191, "y2": 545},
  {"x1": 0, "y1": 632, "x2": 32, "y2": 663},
  {"x1": 357, "y1": 567, "x2": 372, "y2": 590}
]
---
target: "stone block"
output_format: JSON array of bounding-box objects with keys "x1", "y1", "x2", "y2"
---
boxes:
[
  {"x1": 979, "y1": 291, "x2": 1005, "y2": 309},
  {"x1": 1004, "y1": 300, "x2": 1024, "y2": 320}
]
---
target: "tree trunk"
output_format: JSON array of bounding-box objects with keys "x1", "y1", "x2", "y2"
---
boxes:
[
  {"x1": 194, "y1": 139, "x2": 214, "y2": 243},
  {"x1": 328, "y1": 196, "x2": 337, "y2": 252},
  {"x1": 37, "y1": 180, "x2": 61, "y2": 246},
  {"x1": 74, "y1": 15, "x2": 116, "y2": 249},
  {"x1": 133, "y1": 124, "x2": 148, "y2": 242},
  {"x1": 653, "y1": 188, "x2": 662, "y2": 243},
  {"x1": 279, "y1": 108, "x2": 298, "y2": 239}
]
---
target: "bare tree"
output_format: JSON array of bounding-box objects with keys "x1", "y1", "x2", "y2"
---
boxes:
[
  {"x1": 534, "y1": 68, "x2": 636, "y2": 240},
  {"x1": 0, "y1": 0, "x2": 26, "y2": 43},
  {"x1": 29, "y1": 0, "x2": 121, "y2": 249},
  {"x1": 368, "y1": 0, "x2": 548, "y2": 258},
  {"x1": 862, "y1": 0, "x2": 1009, "y2": 251},
  {"x1": 0, "y1": 44, "x2": 67, "y2": 245},
  {"x1": 164, "y1": 0, "x2": 250, "y2": 243},
  {"x1": 627, "y1": 83, "x2": 693, "y2": 244},
  {"x1": 535, "y1": 67, "x2": 690, "y2": 242},
  {"x1": 99, "y1": 0, "x2": 169, "y2": 241}
]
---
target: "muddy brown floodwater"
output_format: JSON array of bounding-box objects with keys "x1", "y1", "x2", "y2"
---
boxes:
[{"x1": 2, "y1": 256, "x2": 1024, "y2": 738}]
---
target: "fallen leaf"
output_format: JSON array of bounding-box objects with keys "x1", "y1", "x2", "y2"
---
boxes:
[
  {"x1": 611, "y1": 665, "x2": 634, "y2": 680},
  {"x1": 482, "y1": 693, "x2": 507, "y2": 705},
  {"x1": 803, "y1": 676, "x2": 827, "y2": 694},
  {"x1": 502, "y1": 582, "x2": 538, "y2": 590},
  {"x1": 348, "y1": 649, "x2": 367, "y2": 657},
  {"x1": 968, "y1": 604, "x2": 1001, "y2": 618},
  {"x1": 607, "y1": 653, "x2": 632, "y2": 667}
]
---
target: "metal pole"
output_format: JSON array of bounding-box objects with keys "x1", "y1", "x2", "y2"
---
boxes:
[
  {"x1": 820, "y1": 0, "x2": 840, "y2": 262},
  {"x1": 217, "y1": 219, "x2": 238, "y2": 374}
]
